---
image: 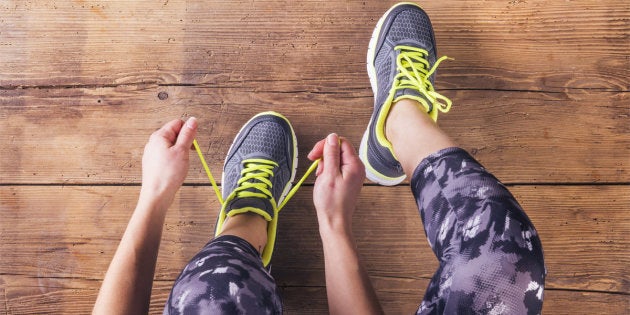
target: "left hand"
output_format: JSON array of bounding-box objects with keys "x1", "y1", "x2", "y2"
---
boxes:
[
  {"x1": 308, "y1": 133, "x2": 365, "y2": 233},
  {"x1": 140, "y1": 117, "x2": 197, "y2": 205}
]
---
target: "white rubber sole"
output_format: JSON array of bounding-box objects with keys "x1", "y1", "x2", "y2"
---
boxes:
[{"x1": 359, "y1": 127, "x2": 405, "y2": 186}]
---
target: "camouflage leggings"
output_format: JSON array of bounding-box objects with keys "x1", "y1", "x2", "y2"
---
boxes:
[
  {"x1": 412, "y1": 148, "x2": 545, "y2": 314},
  {"x1": 164, "y1": 235, "x2": 282, "y2": 314},
  {"x1": 164, "y1": 147, "x2": 545, "y2": 314}
]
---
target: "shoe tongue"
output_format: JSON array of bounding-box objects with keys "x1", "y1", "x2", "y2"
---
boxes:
[
  {"x1": 394, "y1": 87, "x2": 421, "y2": 100},
  {"x1": 225, "y1": 197, "x2": 274, "y2": 219}
]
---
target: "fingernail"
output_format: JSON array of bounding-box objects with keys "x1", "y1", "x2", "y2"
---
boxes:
[
  {"x1": 186, "y1": 117, "x2": 197, "y2": 129},
  {"x1": 327, "y1": 133, "x2": 338, "y2": 145}
]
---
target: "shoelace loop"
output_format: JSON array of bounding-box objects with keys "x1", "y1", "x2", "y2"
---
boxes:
[
  {"x1": 193, "y1": 139, "x2": 319, "y2": 212},
  {"x1": 394, "y1": 45, "x2": 452, "y2": 114},
  {"x1": 233, "y1": 159, "x2": 277, "y2": 200}
]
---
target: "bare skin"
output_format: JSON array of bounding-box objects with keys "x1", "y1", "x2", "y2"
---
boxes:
[
  {"x1": 306, "y1": 99, "x2": 456, "y2": 315},
  {"x1": 386, "y1": 98, "x2": 457, "y2": 177},
  {"x1": 219, "y1": 213, "x2": 268, "y2": 253},
  {"x1": 211, "y1": 100, "x2": 456, "y2": 315},
  {"x1": 94, "y1": 117, "x2": 198, "y2": 315},
  {"x1": 308, "y1": 133, "x2": 383, "y2": 315},
  {"x1": 93, "y1": 98, "x2": 454, "y2": 315}
]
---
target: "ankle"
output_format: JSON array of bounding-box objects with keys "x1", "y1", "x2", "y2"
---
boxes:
[
  {"x1": 219, "y1": 213, "x2": 268, "y2": 254},
  {"x1": 385, "y1": 99, "x2": 430, "y2": 144},
  {"x1": 385, "y1": 98, "x2": 456, "y2": 177}
]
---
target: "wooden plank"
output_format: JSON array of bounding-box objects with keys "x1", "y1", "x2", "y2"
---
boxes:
[
  {"x1": 0, "y1": 277, "x2": 6, "y2": 315},
  {"x1": 278, "y1": 286, "x2": 630, "y2": 315},
  {"x1": 1, "y1": 1, "x2": 627, "y2": 314},
  {"x1": 0, "y1": 275, "x2": 166, "y2": 314},
  {"x1": 513, "y1": 185, "x2": 630, "y2": 294},
  {"x1": 1, "y1": 276, "x2": 97, "y2": 314},
  {"x1": 281, "y1": 286, "x2": 630, "y2": 315},
  {"x1": 1, "y1": 186, "x2": 627, "y2": 295},
  {"x1": 0, "y1": 0, "x2": 627, "y2": 91},
  {"x1": 1, "y1": 88, "x2": 627, "y2": 184},
  {"x1": 1, "y1": 276, "x2": 628, "y2": 314}
]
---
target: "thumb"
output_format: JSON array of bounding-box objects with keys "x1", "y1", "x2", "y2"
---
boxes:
[{"x1": 175, "y1": 117, "x2": 197, "y2": 149}]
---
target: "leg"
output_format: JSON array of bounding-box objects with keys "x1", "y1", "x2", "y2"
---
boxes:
[
  {"x1": 219, "y1": 212, "x2": 268, "y2": 254},
  {"x1": 389, "y1": 101, "x2": 546, "y2": 314},
  {"x1": 164, "y1": 181, "x2": 279, "y2": 314},
  {"x1": 361, "y1": 3, "x2": 545, "y2": 314},
  {"x1": 165, "y1": 111, "x2": 298, "y2": 314},
  {"x1": 386, "y1": 98, "x2": 456, "y2": 177},
  {"x1": 164, "y1": 235, "x2": 282, "y2": 314}
]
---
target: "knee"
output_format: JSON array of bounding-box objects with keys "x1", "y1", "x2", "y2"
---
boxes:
[{"x1": 442, "y1": 249, "x2": 545, "y2": 314}]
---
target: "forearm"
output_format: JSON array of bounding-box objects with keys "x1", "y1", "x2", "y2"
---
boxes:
[
  {"x1": 93, "y1": 192, "x2": 169, "y2": 315},
  {"x1": 320, "y1": 224, "x2": 383, "y2": 315}
]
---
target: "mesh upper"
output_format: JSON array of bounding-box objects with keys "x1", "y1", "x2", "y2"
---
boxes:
[
  {"x1": 386, "y1": 9, "x2": 435, "y2": 52},
  {"x1": 374, "y1": 7, "x2": 437, "y2": 110},
  {"x1": 223, "y1": 118, "x2": 293, "y2": 202},
  {"x1": 364, "y1": 5, "x2": 439, "y2": 181}
]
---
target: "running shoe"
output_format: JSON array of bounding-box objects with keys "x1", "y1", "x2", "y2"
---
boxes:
[
  {"x1": 214, "y1": 111, "x2": 298, "y2": 267},
  {"x1": 359, "y1": 2, "x2": 452, "y2": 186}
]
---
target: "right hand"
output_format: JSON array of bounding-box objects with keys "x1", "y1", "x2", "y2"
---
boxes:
[{"x1": 308, "y1": 133, "x2": 366, "y2": 233}]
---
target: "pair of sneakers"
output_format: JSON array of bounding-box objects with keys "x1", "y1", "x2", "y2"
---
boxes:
[{"x1": 212, "y1": 2, "x2": 452, "y2": 266}]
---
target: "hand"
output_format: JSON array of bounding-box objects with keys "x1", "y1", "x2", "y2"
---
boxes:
[
  {"x1": 140, "y1": 117, "x2": 197, "y2": 207},
  {"x1": 308, "y1": 133, "x2": 365, "y2": 233}
]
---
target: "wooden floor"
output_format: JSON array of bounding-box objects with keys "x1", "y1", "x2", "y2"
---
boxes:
[{"x1": 1, "y1": 0, "x2": 628, "y2": 314}]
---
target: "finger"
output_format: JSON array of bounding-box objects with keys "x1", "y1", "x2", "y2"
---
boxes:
[
  {"x1": 316, "y1": 160, "x2": 323, "y2": 176},
  {"x1": 340, "y1": 138, "x2": 365, "y2": 177},
  {"x1": 339, "y1": 138, "x2": 360, "y2": 162},
  {"x1": 341, "y1": 138, "x2": 361, "y2": 164},
  {"x1": 340, "y1": 138, "x2": 360, "y2": 166},
  {"x1": 154, "y1": 119, "x2": 185, "y2": 146},
  {"x1": 308, "y1": 139, "x2": 326, "y2": 161},
  {"x1": 322, "y1": 133, "x2": 340, "y2": 175},
  {"x1": 175, "y1": 117, "x2": 198, "y2": 149}
]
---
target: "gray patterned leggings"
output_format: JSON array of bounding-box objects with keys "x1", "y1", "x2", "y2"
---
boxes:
[{"x1": 164, "y1": 147, "x2": 545, "y2": 315}]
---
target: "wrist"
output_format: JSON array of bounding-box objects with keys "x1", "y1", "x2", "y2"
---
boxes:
[
  {"x1": 318, "y1": 217, "x2": 353, "y2": 241},
  {"x1": 138, "y1": 187, "x2": 174, "y2": 214}
]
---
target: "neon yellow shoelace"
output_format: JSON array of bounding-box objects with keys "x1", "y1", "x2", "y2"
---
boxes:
[
  {"x1": 393, "y1": 45, "x2": 452, "y2": 114},
  {"x1": 192, "y1": 139, "x2": 320, "y2": 212},
  {"x1": 233, "y1": 159, "x2": 277, "y2": 200}
]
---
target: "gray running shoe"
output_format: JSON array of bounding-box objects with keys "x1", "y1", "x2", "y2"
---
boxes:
[
  {"x1": 359, "y1": 2, "x2": 452, "y2": 186},
  {"x1": 215, "y1": 111, "x2": 297, "y2": 267}
]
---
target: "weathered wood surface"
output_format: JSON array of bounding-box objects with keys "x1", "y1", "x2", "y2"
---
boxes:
[
  {"x1": 1, "y1": 88, "x2": 628, "y2": 184},
  {"x1": 1, "y1": 186, "x2": 628, "y2": 314},
  {"x1": 0, "y1": 1, "x2": 627, "y2": 92},
  {"x1": 1, "y1": 0, "x2": 628, "y2": 314},
  {"x1": 1, "y1": 276, "x2": 628, "y2": 315}
]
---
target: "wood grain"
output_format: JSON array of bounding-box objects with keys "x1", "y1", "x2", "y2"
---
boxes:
[
  {"x1": 1, "y1": 88, "x2": 627, "y2": 184},
  {"x1": 0, "y1": 0, "x2": 627, "y2": 91},
  {"x1": 1, "y1": 275, "x2": 628, "y2": 314},
  {"x1": 1, "y1": 0, "x2": 628, "y2": 314},
  {"x1": 279, "y1": 286, "x2": 630, "y2": 315},
  {"x1": 0, "y1": 185, "x2": 627, "y2": 314}
]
